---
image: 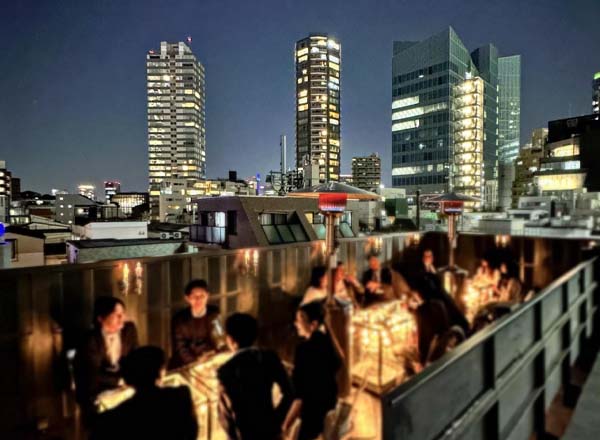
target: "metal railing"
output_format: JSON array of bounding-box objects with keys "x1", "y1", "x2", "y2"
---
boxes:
[{"x1": 381, "y1": 257, "x2": 598, "y2": 440}]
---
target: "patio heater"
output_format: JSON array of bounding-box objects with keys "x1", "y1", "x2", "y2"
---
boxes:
[
  {"x1": 428, "y1": 192, "x2": 480, "y2": 299},
  {"x1": 290, "y1": 182, "x2": 379, "y2": 396}
]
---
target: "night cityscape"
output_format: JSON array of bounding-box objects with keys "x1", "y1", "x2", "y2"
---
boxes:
[{"x1": 1, "y1": 1, "x2": 600, "y2": 439}]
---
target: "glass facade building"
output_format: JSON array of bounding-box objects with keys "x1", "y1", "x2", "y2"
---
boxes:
[
  {"x1": 147, "y1": 41, "x2": 206, "y2": 219},
  {"x1": 593, "y1": 72, "x2": 600, "y2": 114},
  {"x1": 498, "y1": 55, "x2": 522, "y2": 163},
  {"x1": 392, "y1": 27, "x2": 517, "y2": 205},
  {"x1": 295, "y1": 34, "x2": 341, "y2": 182}
]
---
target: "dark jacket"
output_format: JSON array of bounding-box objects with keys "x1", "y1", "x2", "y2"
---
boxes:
[
  {"x1": 217, "y1": 347, "x2": 293, "y2": 440},
  {"x1": 170, "y1": 305, "x2": 220, "y2": 369},
  {"x1": 91, "y1": 386, "x2": 198, "y2": 440},
  {"x1": 293, "y1": 331, "x2": 340, "y2": 439},
  {"x1": 361, "y1": 268, "x2": 393, "y2": 303},
  {"x1": 74, "y1": 322, "x2": 138, "y2": 413}
]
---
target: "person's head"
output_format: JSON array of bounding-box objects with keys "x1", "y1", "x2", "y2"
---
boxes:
[
  {"x1": 503, "y1": 261, "x2": 519, "y2": 279},
  {"x1": 224, "y1": 313, "x2": 258, "y2": 352},
  {"x1": 184, "y1": 279, "x2": 209, "y2": 314},
  {"x1": 368, "y1": 255, "x2": 380, "y2": 270},
  {"x1": 310, "y1": 266, "x2": 328, "y2": 289},
  {"x1": 423, "y1": 249, "x2": 434, "y2": 266},
  {"x1": 335, "y1": 262, "x2": 346, "y2": 281},
  {"x1": 295, "y1": 301, "x2": 325, "y2": 339},
  {"x1": 480, "y1": 258, "x2": 490, "y2": 272},
  {"x1": 121, "y1": 346, "x2": 166, "y2": 389},
  {"x1": 93, "y1": 296, "x2": 126, "y2": 333}
]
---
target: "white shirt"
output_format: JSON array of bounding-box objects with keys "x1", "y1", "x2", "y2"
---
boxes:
[
  {"x1": 301, "y1": 286, "x2": 327, "y2": 305},
  {"x1": 103, "y1": 331, "x2": 122, "y2": 366}
]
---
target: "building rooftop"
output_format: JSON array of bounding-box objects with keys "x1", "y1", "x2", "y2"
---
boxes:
[{"x1": 66, "y1": 238, "x2": 183, "y2": 249}]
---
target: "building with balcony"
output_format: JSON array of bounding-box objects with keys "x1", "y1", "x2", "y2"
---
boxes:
[
  {"x1": 352, "y1": 153, "x2": 381, "y2": 192},
  {"x1": 295, "y1": 34, "x2": 341, "y2": 183},
  {"x1": 147, "y1": 40, "x2": 206, "y2": 219},
  {"x1": 0, "y1": 160, "x2": 13, "y2": 223},
  {"x1": 392, "y1": 27, "x2": 519, "y2": 209},
  {"x1": 512, "y1": 128, "x2": 548, "y2": 207}
]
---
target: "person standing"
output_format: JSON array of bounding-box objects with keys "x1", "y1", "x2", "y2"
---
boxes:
[
  {"x1": 282, "y1": 302, "x2": 340, "y2": 440},
  {"x1": 170, "y1": 279, "x2": 222, "y2": 369},
  {"x1": 74, "y1": 296, "x2": 138, "y2": 422},
  {"x1": 217, "y1": 313, "x2": 293, "y2": 440},
  {"x1": 91, "y1": 346, "x2": 198, "y2": 440}
]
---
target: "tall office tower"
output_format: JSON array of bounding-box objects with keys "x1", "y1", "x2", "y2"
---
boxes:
[
  {"x1": 78, "y1": 184, "x2": 96, "y2": 200},
  {"x1": 471, "y1": 45, "x2": 499, "y2": 184},
  {"x1": 104, "y1": 180, "x2": 121, "y2": 203},
  {"x1": 593, "y1": 72, "x2": 600, "y2": 114},
  {"x1": 352, "y1": 153, "x2": 382, "y2": 192},
  {"x1": 498, "y1": 56, "x2": 522, "y2": 163},
  {"x1": 497, "y1": 55, "x2": 521, "y2": 210},
  {"x1": 147, "y1": 40, "x2": 206, "y2": 219},
  {"x1": 392, "y1": 27, "x2": 509, "y2": 206},
  {"x1": 295, "y1": 34, "x2": 341, "y2": 183},
  {"x1": 453, "y1": 76, "x2": 485, "y2": 209},
  {"x1": 0, "y1": 161, "x2": 12, "y2": 223}
]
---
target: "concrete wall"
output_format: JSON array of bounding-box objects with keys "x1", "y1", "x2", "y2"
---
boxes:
[
  {"x1": 4, "y1": 232, "x2": 45, "y2": 268},
  {"x1": 83, "y1": 222, "x2": 147, "y2": 240},
  {"x1": 68, "y1": 241, "x2": 183, "y2": 264}
]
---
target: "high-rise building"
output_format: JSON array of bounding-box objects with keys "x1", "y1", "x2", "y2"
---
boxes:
[
  {"x1": 498, "y1": 55, "x2": 522, "y2": 163},
  {"x1": 351, "y1": 153, "x2": 381, "y2": 192},
  {"x1": 496, "y1": 55, "x2": 521, "y2": 211},
  {"x1": 147, "y1": 40, "x2": 206, "y2": 219},
  {"x1": 0, "y1": 161, "x2": 12, "y2": 223},
  {"x1": 392, "y1": 27, "x2": 517, "y2": 209},
  {"x1": 295, "y1": 34, "x2": 341, "y2": 183},
  {"x1": 511, "y1": 128, "x2": 547, "y2": 207},
  {"x1": 593, "y1": 72, "x2": 600, "y2": 114},
  {"x1": 453, "y1": 76, "x2": 485, "y2": 209},
  {"x1": 77, "y1": 184, "x2": 96, "y2": 201},
  {"x1": 104, "y1": 180, "x2": 121, "y2": 203}
]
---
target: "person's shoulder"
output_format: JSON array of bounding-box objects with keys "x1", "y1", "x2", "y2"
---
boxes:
[{"x1": 121, "y1": 321, "x2": 137, "y2": 337}]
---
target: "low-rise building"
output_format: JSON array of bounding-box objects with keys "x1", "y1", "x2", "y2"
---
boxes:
[{"x1": 66, "y1": 238, "x2": 186, "y2": 264}]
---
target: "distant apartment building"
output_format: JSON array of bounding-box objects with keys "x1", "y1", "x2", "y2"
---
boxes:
[
  {"x1": 295, "y1": 34, "x2": 341, "y2": 183},
  {"x1": 104, "y1": 180, "x2": 121, "y2": 202},
  {"x1": 147, "y1": 40, "x2": 206, "y2": 219},
  {"x1": 110, "y1": 192, "x2": 149, "y2": 216},
  {"x1": 512, "y1": 128, "x2": 547, "y2": 207},
  {"x1": 351, "y1": 154, "x2": 381, "y2": 192},
  {"x1": 339, "y1": 174, "x2": 353, "y2": 185},
  {"x1": 77, "y1": 184, "x2": 96, "y2": 201}
]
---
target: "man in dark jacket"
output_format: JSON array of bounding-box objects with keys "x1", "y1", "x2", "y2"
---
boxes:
[
  {"x1": 217, "y1": 313, "x2": 293, "y2": 440},
  {"x1": 92, "y1": 346, "x2": 198, "y2": 440},
  {"x1": 74, "y1": 296, "x2": 138, "y2": 422},
  {"x1": 361, "y1": 256, "x2": 393, "y2": 304},
  {"x1": 170, "y1": 279, "x2": 222, "y2": 369}
]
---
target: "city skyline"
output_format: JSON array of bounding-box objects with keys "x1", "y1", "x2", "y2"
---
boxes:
[{"x1": 1, "y1": 0, "x2": 599, "y2": 193}]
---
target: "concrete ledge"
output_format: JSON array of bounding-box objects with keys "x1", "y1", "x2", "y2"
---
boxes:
[{"x1": 563, "y1": 354, "x2": 600, "y2": 439}]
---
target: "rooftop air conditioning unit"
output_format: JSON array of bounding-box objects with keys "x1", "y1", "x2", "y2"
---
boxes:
[
  {"x1": 159, "y1": 232, "x2": 171, "y2": 240},
  {"x1": 172, "y1": 231, "x2": 183, "y2": 239}
]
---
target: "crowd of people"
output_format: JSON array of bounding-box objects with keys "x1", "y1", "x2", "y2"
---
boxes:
[{"x1": 74, "y1": 246, "x2": 528, "y2": 440}]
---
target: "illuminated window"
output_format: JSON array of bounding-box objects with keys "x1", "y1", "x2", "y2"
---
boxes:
[
  {"x1": 296, "y1": 47, "x2": 308, "y2": 57},
  {"x1": 392, "y1": 120, "x2": 420, "y2": 131},
  {"x1": 298, "y1": 55, "x2": 308, "y2": 63},
  {"x1": 392, "y1": 96, "x2": 419, "y2": 109},
  {"x1": 329, "y1": 62, "x2": 339, "y2": 71}
]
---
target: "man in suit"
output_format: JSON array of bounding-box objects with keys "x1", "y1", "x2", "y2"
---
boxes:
[
  {"x1": 92, "y1": 346, "x2": 198, "y2": 440},
  {"x1": 361, "y1": 255, "x2": 393, "y2": 303},
  {"x1": 170, "y1": 279, "x2": 222, "y2": 369},
  {"x1": 74, "y1": 296, "x2": 138, "y2": 423},
  {"x1": 217, "y1": 313, "x2": 293, "y2": 440}
]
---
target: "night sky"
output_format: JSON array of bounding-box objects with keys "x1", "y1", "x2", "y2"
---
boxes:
[{"x1": 1, "y1": 0, "x2": 599, "y2": 194}]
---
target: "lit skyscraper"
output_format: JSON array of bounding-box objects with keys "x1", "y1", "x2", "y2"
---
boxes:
[
  {"x1": 147, "y1": 40, "x2": 206, "y2": 218},
  {"x1": 498, "y1": 55, "x2": 522, "y2": 163},
  {"x1": 593, "y1": 72, "x2": 600, "y2": 114},
  {"x1": 392, "y1": 27, "x2": 516, "y2": 210},
  {"x1": 295, "y1": 34, "x2": 341, "y2": 183}
]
